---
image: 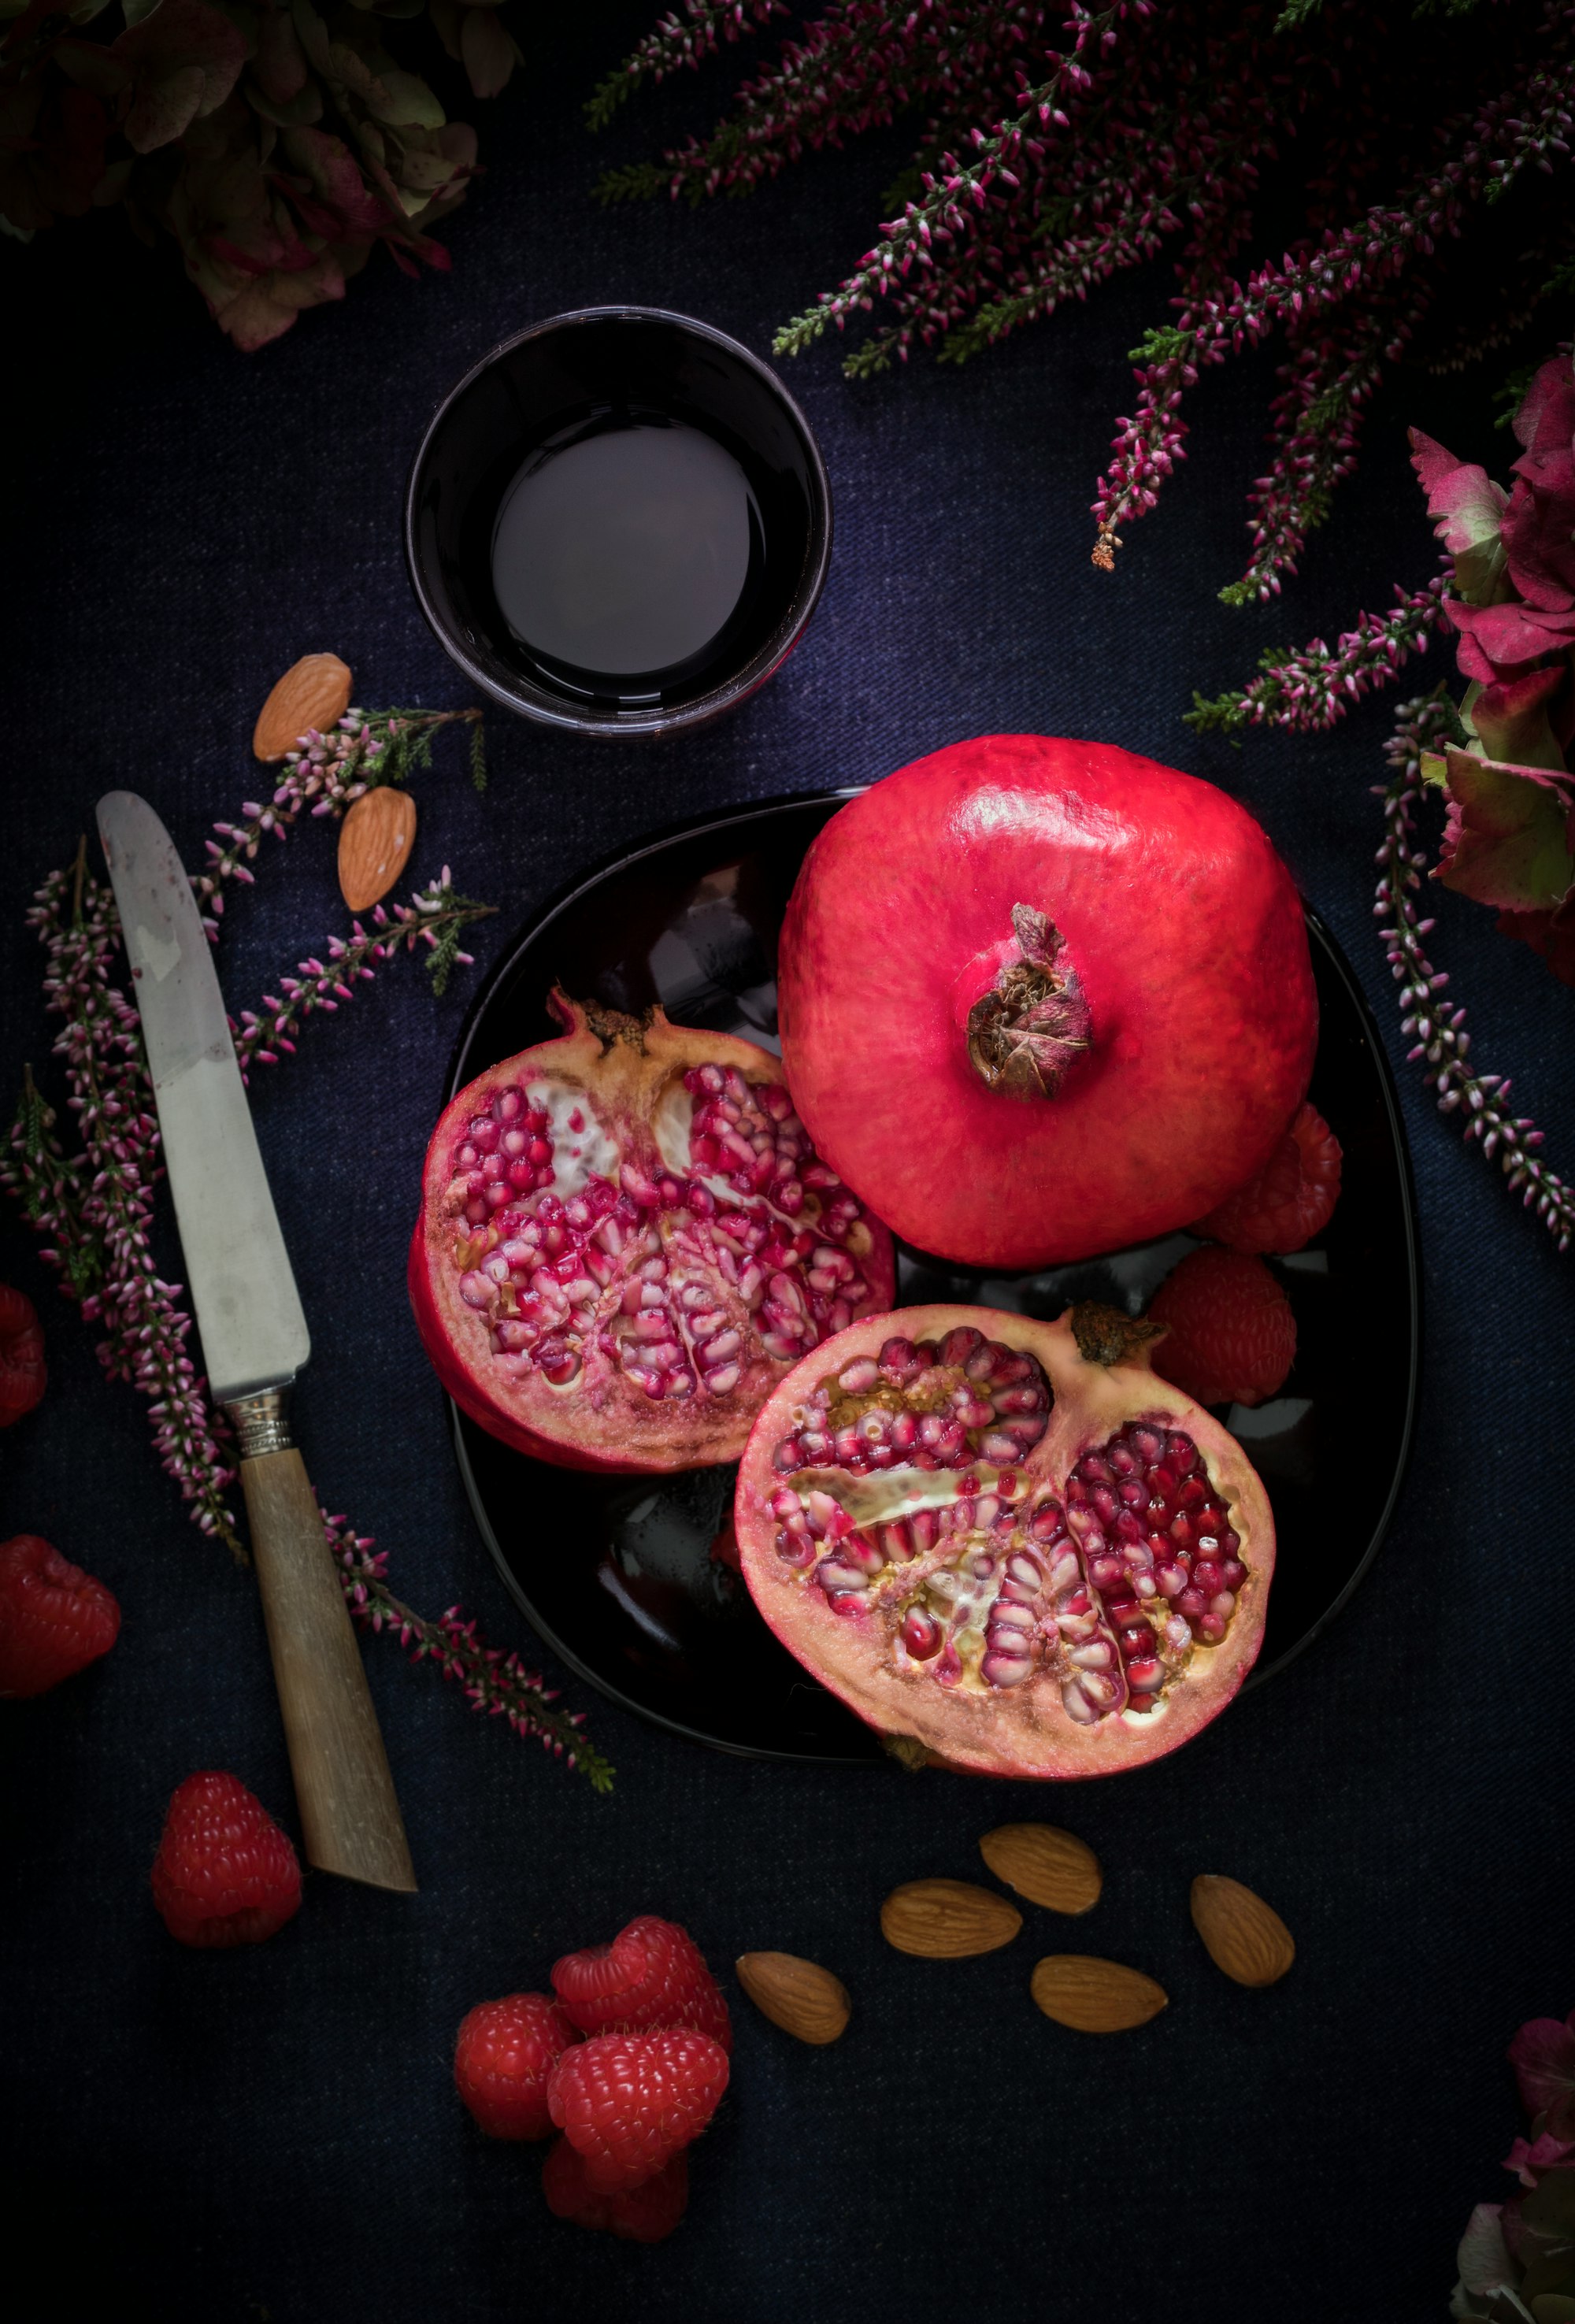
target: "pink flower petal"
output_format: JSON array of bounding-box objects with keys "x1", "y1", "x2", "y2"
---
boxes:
[
  {"x1": 1511, "y1": 354, "x2": 1575, "y2": 458},
  {"x1": 1508, "y1": 2011, "x2": 1575, "y2": 2138}
]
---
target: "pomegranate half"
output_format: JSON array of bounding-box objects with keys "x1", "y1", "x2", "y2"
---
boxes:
[
  {"x1": 777, "y1": 735, "x2": 1319, "y2": 1267},
  {"x1": 736, "y1": 1303, "x2": 1275, "y2": 1777},
  {"x1": 410, "y1": 994, "x2": 895, "y2": 1471}
]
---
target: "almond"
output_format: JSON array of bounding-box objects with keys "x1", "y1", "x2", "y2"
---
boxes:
[
  {"x1": 1030, "y1": 1954, "x2": 1168, "y2": 2033},
  {"x1": 1189, "y1": 1874, "x2": 1295, "y2": 1987},
  {"x1": 880, "y1": 1878, "x2": 1022, "y2": 1959},
  {"x1": 338, "y1": 787, "x2": 417, "y2": 913},
  {"x1": 736, "y1": 1951, "x2": 851, "y2": 2045},
  {"x1": 979, "y1": 1822, "x2": 1102, "y2": 1915},
  {"x1": 253, "y1": 653, "x2": 354, "y2": 762}
]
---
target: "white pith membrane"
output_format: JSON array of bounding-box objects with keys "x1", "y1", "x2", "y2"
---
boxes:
[
  {"x1": 441, "y1": 1062, "x2": 884, "y2": 1409},
  {"x1": 766, "y1": 1325, "x2": 1248, "y2": 1729}
]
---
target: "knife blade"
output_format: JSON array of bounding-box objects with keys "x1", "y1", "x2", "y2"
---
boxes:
[
  {"x1": 98, "y1": 791, "x2": 416, "y2": 1895},
  {"x1": 97, "y1": 792, "x2": 309, "y2": 1404}
]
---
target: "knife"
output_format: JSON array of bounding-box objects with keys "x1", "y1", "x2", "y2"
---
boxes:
[{"x1": 97, "y1": 791, "x2": 417, "y2": 1896}]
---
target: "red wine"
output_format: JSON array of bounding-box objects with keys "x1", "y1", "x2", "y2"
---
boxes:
[{"x1": 490, "y1": 417, "x2": 762, "y2": 697}]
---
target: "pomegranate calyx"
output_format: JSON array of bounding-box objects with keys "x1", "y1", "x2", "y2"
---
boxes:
[
  {"x1": 552, "y1": 987, "x2": 658, "y2": 1055},
  {"x1": 1069, "y1": 1303, "x2": 1169, "y2": 1369},
  {"x1": 965, "y1": 904, "x2": 1093, "y2": 1100}
]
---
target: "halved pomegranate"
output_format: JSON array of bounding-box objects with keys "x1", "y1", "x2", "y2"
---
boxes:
[
  {"x1": 736, "y1": 1303, "x2": 1274, "y2": 1777},
  {"x1": 777, "y1": 736, "x2": 1319, "y2": 1267},
  {"x1": 410, "y1": 994, "x2": 895, "y2": 1471}
]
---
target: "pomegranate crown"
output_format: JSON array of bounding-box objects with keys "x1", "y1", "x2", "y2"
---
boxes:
[{"x1": 965, "y1": 905, "x2": 1093, "y2": 1100}]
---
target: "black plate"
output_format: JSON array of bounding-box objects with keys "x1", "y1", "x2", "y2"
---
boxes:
[{"x1": 444, "y1": 795, "x2": 1419, "y2": 1762}]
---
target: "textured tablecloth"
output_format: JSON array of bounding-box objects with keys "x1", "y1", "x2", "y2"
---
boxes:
[{"x1": 3, "y1": 12, "x2": 1572, "y2": 2319}]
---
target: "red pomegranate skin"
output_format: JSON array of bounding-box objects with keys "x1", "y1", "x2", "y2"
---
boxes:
[
  {"x1": 736, "y1": 1303, "x2": 1275, "y2": 1780},
  {"x1": 410, "y1": 997, "x2": 895, "y2": 1473},
  {"x1": 777, "y1": 735, "x2": 1319, "y2": 1269}
]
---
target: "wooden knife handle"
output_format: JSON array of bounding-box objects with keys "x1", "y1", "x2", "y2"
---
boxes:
[{"x1": 239, "y1": 1444, "x2": 417, "y2": 1894}]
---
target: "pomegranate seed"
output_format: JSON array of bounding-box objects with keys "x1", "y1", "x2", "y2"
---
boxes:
[{"x1": 906, "y1": 1608, "x2": 943, "y2": 1663}]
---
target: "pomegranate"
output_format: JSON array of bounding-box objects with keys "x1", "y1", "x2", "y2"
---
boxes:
[
  {"x1": 777, "y1": 735, "x2": 1319, "y2": 1267},
  {"x1": 735, "y1": 1303, "x2": 1274, "y2": 1778},
  {"x1": 409, "y1": 992, "x2": 895, "y2": 1471}
]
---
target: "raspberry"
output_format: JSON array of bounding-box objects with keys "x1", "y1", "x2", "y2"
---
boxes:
[
  {"x1": 547, "y1": 2029, "x2": 728, "y2": 2192},
  {"x1": 1149, "y1": 1248, "x2": 1297, "y2": 1409},
  {"x1": 541, "y1": 2137, "x2": 689, "y2": 2243},
  {"x1": 150, "y1": 1771, "x2": 302, "y2": 1948},
  {"x1": 551, "y1": 1914, "x2": 732, "y2": 2052},
  {"x1": 1191, "y1": 1103, "x2": 1343, "y2": 1254},
  {"x1": 454, "y1": 1994, "x2": 578, "y2": 2139},
  {"x1": 0, "y1": 1534, "x2": 120, "y2": 1699}
]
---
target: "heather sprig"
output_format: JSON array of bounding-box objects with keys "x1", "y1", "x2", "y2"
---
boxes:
[
  {"x1": 5, "y1": 1065, "x2": 101, "y2": 1304},
  {"x1": 324, "y1": 1513, "x2": 615, "y2": 1791},
  {"x1": 230, "y1": 874, "x2": 496, "y2": 1076},
  {"x1": 1184, "y1": 574, "x2": 1448, "y2": 734},
  {"x1": 586, "y1": 0, "x2": 786, "y2": 130},
  {"x1": 3, "y1": 852, "x2": 243, "y2": 1554},
  {"x1": 195, "y1": 705, "x2": 484, "y2": 932},
  {"x1": 1091, "y1": 12, "x2": 1575, "y2": 575},
  {"x1": 601, "y1": 0, "x2": 1575, "y2": 598},
  {"x1": 1373, "y1": 690, "x2": 1575, "y2": 1260}
]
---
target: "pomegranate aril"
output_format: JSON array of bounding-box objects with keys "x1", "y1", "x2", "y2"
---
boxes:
[
  {"x1": 983, "y1": 1651, "x2": 1032, "y2": 1688},
  {"x1": 988, "y1": 1601, "x2": 1035, "y2": 1635}
]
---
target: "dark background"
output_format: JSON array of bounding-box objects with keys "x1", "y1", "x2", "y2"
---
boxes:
[{"x1": 3, "y1": 8, "x2": 1570, "y2": 2319}]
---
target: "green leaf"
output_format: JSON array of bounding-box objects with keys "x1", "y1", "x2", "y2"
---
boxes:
[
  {"x1": 125, "y1": 62, "x2": 207, "y2": 150},
  {"x1": 1436, "y1": 746, "x2": 1575, "y2": 913},
  {"x1": 290, "y1": 0, "x2": 331, "y2": 76},
  {"x1": 460, "y1": 4, "x2": 518, "y2": 98},
  {"x1": 365, "y1": 66, "x2": 444, "y2": 126},
  {"x1": 246, "y1": 72, "x2": 323, "y2": 127},
  {"x1": 120, "y1": 0, "x2": 163, "y2": 23}
]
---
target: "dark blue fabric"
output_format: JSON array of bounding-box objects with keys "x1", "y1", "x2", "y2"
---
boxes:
[{"x1": 3, "y1": 12, "x2": 1572, "y2": 2319}]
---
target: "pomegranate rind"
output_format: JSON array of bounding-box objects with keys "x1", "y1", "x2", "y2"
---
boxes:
[
  {"x1": 410, "y1": 999, "x2": 895, "y2": 1473},
  {"x1": 778, "y1": 736, "x2": 1319, "y2": 1268},
  {"x1": 735, "y1": 1303, "x2": 1276, "y2": 1780}
]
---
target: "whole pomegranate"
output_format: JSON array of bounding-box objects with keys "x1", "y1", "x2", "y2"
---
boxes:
[
  {"x1": 410, "y1": 992, "x2": 894, "y2": 1471},
  {"x1": 735, "y1": 1303, "x2": 1274, "y2": 1778},
  {"x1": 777, "y1": 736, "x2": 1318, "y2": 1268}
]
